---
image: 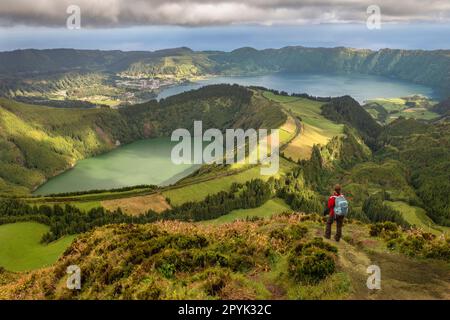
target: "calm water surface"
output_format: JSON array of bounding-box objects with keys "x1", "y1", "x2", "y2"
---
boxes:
[
  {"x1": 33, "y1": 138, "x2": 200, "y2": 195},
  {"x1": 158, "y1": 73, "x2": 436, "y2": 103}
]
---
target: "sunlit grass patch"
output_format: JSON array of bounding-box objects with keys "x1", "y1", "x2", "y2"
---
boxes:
[
  {"x1": 205, "y1": 198, "x2": 291, "y2": 224},
  {"x1": 0, "y1": 222, "x2": 76, "y2": 272}
]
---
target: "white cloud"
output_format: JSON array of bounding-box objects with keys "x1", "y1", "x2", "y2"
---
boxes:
[{"x1": 0, "y1": 0, "x2": 449, "y2": 27}]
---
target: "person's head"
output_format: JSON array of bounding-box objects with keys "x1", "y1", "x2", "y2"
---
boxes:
[{"x1": 334, "y1": 184, "x2": 342, "y2": 195}]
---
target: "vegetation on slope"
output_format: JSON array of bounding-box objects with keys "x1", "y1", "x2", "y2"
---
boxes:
[
  {"x1": 378, "y1": 119, "x2": 450, "y2": 226},
  {"x1": 258, "y1": 92, "x2": 449, "y2": 231},
  {"x1": 431, "y1": 97, "x2": 450, "y2": 115},
  {"x1": 384, "y1": 201, "x2": 450, "y2": 235},
  {"x1": 0, "y1": 88, "x2": 449, "y2": 299},
  {"x1": 0, "y1": 214, "x2": 448, "y2": 300},
  {"x1": 321, "y1": 96, "x2": 382, "y2": 150}
]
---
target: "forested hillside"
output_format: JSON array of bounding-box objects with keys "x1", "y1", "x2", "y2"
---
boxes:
[
  {"x1": 378, "y1": 119, "x2": 450, "y2": 226},
  {"x1": 321, "y1": 96, "x2": 382, "y2": 150}
]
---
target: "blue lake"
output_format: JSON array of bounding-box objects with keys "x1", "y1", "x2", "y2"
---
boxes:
[{"x1": 158, "y1": 73, "x2": 436, "y2": 103}]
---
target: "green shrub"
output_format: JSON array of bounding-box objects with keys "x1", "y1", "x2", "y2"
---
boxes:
[
  {"x1": 398, "y1": 236, "x2": 425, "y2": 257},
  {"x1": 293, "y1": 237, "x2": 338, "y2": 255},
  {"x1": 269, "y1": 228, "x2": 288, "y2": 241},
  {"x1": 423, "y1": 241, "x2": 450, "y2": 260},
  {"x1": 269, "y1": 224, "x2": 308, "y2": 243},
  {"x1": 288, "y1": 247, "x2": 336, "y2": 283},
  {"x1": 194, "y1": 268, "x2": 231, "y2": 296},
  {"x1": 228, "y1": 253, "x2": 254, "y2": 272},
  {"x1": 153, "y1": 249, "x2": 189, "y2": 273},
  {"x1": 288, "y1": 224, "x2": 308, "y2": 240},
  {"x1": 171, "y1": 234, "x2": 209, "y2": 250},
  {"x1": 369, "y1": 222, "x2": 399, "y2": 237},
  {"x1": 385, "y1": 230, "x2": 449, "y2": 261},
  {"x1": 288, "y1": 238, "x2": 337, "y2": 283},
  {"x1": 192, "y1": 250, "x2": 229, "y2": 269},
  {"x1": 157, "y1": 263, "x2": 176, "y2": 279}
]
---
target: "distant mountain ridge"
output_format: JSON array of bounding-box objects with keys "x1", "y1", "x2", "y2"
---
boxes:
[{"x1": 1, "y1": 46, "x2": 449, "y2": 96}]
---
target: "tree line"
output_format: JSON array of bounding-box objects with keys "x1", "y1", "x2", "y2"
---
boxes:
[{"x1": 0, "y1": 179, "x2": 274, "y2": 243}]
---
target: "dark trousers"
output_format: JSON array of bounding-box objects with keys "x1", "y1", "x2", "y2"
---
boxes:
[{"x1": 325, "y1": 215, "x2": 344, "y2": 241}]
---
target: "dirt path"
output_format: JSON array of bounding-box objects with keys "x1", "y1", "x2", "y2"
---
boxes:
[{"x1": 327, "y1": 237, "x2": 450, "y2": 300}]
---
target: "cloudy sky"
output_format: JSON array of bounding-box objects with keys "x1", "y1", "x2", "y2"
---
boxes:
[
  {"x1": 1, "y1": 0, "x2": 450, "y2": 26},
  {"x1": 0, "y1": 0, "x2": 449, "y2": 51}
]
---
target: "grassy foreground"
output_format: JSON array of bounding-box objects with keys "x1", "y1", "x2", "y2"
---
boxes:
[{"x1": 0, "y1": 222, "x2": 76, "y2": 272}]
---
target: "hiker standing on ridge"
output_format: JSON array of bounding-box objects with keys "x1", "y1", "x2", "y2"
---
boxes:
[{"x1": 324, "y1": 184, "x2": 349, "y2": 242}]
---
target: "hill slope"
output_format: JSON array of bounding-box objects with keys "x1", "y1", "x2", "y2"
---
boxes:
[{"x1": 0, "y1": 214, "x2": 448, "y2": 300}]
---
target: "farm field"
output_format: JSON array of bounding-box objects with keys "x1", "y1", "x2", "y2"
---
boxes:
[
  {"x1": 101, "y1": 193, "x2": 171, "y2": 215},
  {"x1": 365, "y1": 97, "x2": 440, "y2": 124},
  {"x1": 264, "y1": 92, "x2": 343, "y2": 135},
  {"x1": 278, "y1": 115, "x2": 297, "y2": 144},
  {"x1": 283, "y1": 122, "x2": 330, "y2": 161},
  {"x1": 263, "y1": 92, "x2": 344, "y2": 161},
  {"x1": 0, "y1": 222, "x2": 76, "y2": 272}
]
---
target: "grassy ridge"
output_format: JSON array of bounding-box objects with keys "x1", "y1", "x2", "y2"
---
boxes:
[
  {"x1": 0, "y1": 98, "x2": 114, "y2": 196},
  {"x1": 263, "y1": 92, "x2": 344, "y2": 162}
]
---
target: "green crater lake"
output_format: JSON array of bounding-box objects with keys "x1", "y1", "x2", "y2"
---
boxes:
[{"x1": 33, "y1": 138, "x2": 201, "y2": 195}]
